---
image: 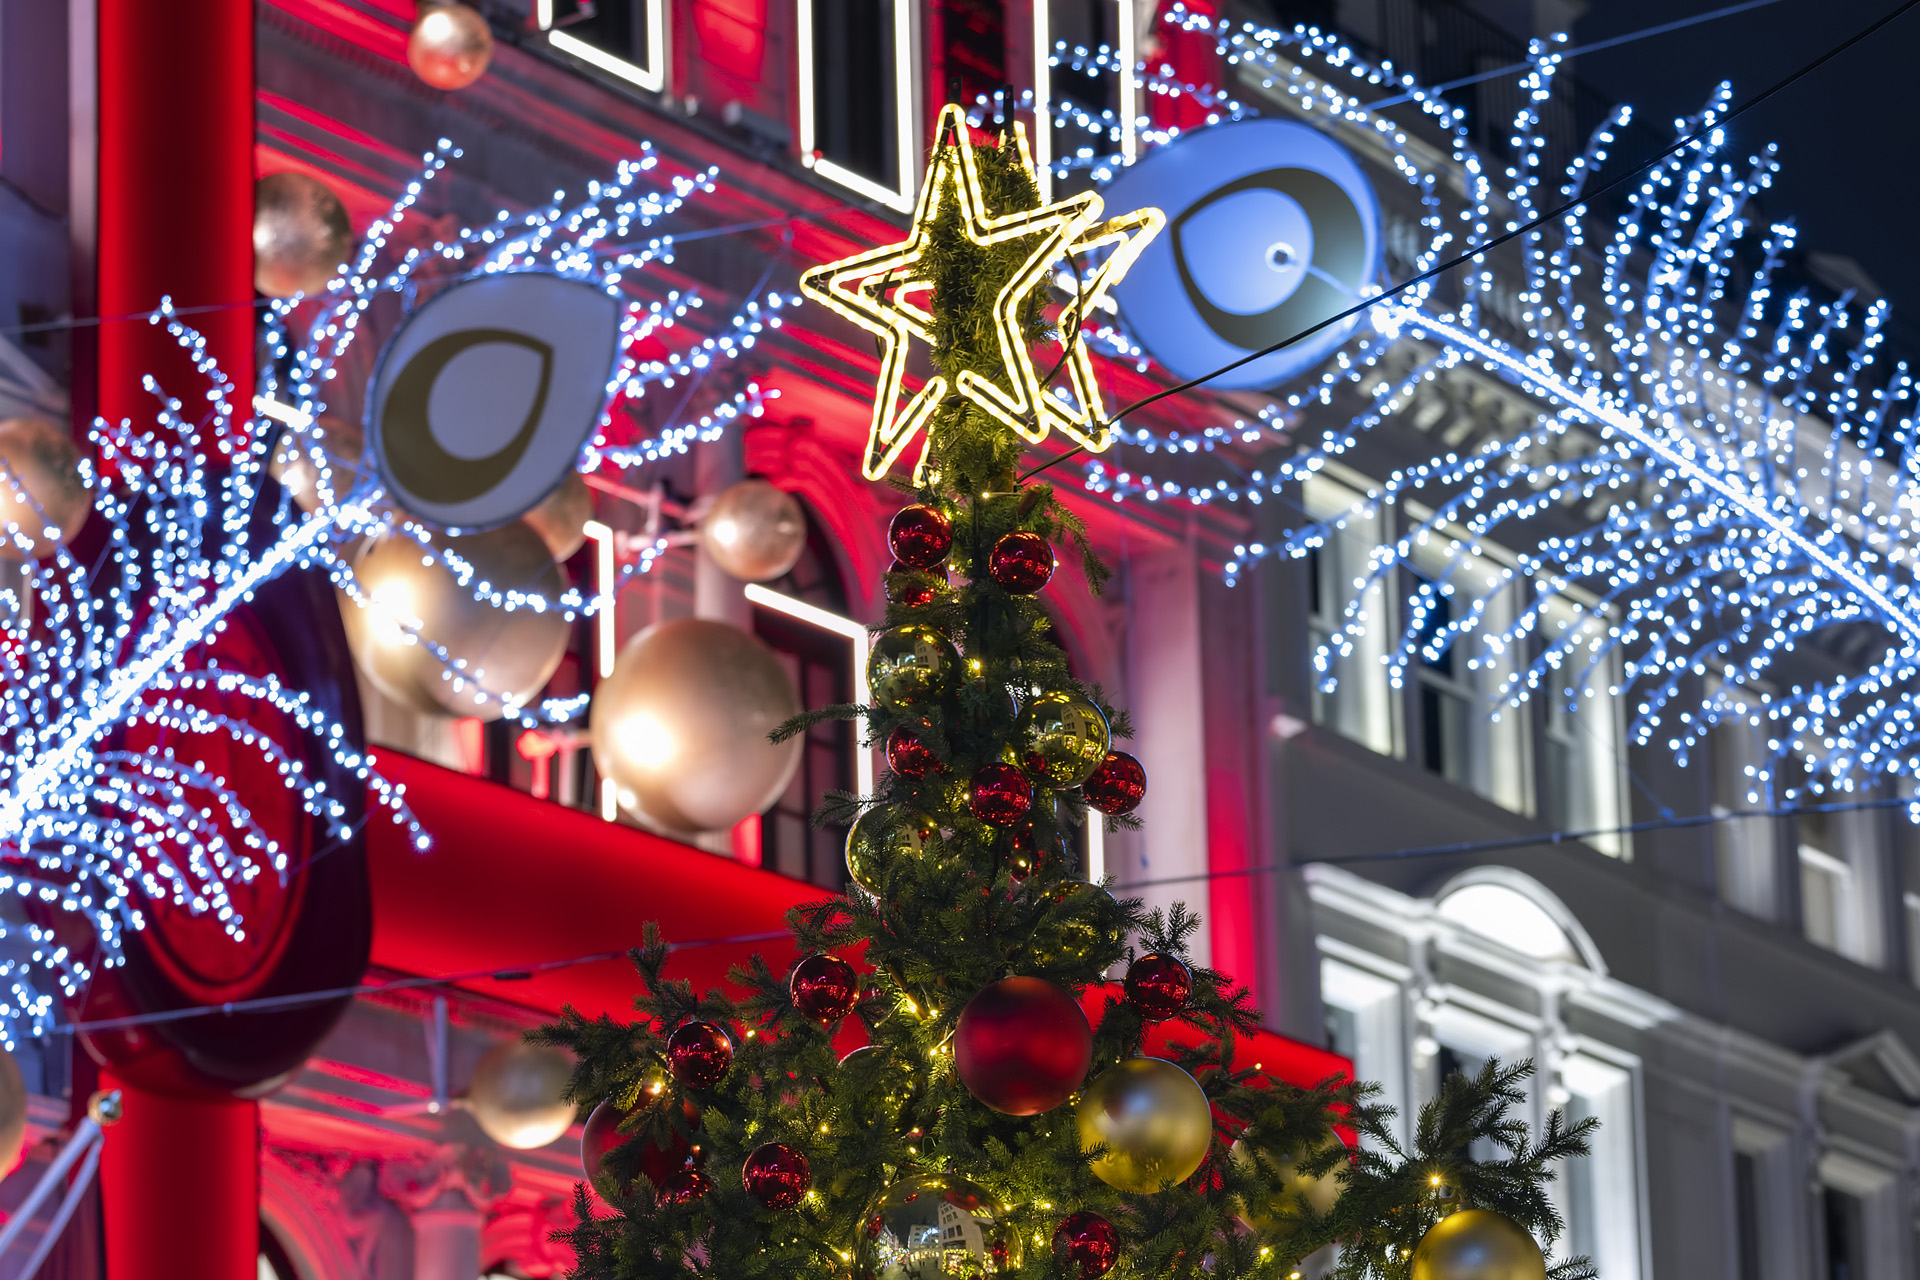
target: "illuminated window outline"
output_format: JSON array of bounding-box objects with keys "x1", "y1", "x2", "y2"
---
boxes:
[
  {"x1": 795, "y1": 0, "x2": 919, "y2": 213},
  {"x1": 536, "y1": 0, "x2": 669, "y2": 95},
  {"x1": 1031, "y1": 0, "x2": 1139, "y2": 201}
]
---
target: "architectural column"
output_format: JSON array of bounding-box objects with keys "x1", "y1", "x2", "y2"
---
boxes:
[
  {"x1": 381, "y1": 1145, "x2": 511, "y2": 1280},
  {"x1": 98, "y1": 1075, "x2": 258, "y2": 1280}
]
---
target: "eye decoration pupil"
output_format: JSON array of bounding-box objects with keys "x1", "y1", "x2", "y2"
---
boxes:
[{"x1": 1266, "y1": 242, "x2": 1297, "y2": 271}]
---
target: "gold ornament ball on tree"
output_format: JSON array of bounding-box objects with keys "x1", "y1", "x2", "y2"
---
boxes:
[
  {"x1": 1411, "y1": 1209, "x2": 1547, "y2": 1280},
  {"x1": 523, "y1": 471, "x2": 593, "y2": 561},
  {"x1": 590, "y1": 617, "x2": 803, "y2": 833},
  {"x1": 407, "y1": 2, "x2": 493, "y2": 90},
  {"x1": 861, "y1": 1174, "x2": 1023, "y2": 1275},
  {"x1": 467, "y1": 1041, "x2": 575, "y2": 1150},
  {"x1": 844, "y1": 805, "x2": 942, "y2": 893},
  {"x1": 702, "y1": 479, "x2": 806, "y2": 582},
  {"x1": 1228, "y1": 1137, "x2": 1343, "y2": 1235},
  {"x1": 254, "y1": 171, "x2": 353, "y2": 298},
  {"x1": 1076, "y1": 1057, "x2": 1214, "y2": 1193},
  {"x1": 340, "y1": 523, "x2": 570, "y2": 720},
  {"x1": 867, "y1": 624, "x2": 960, "y2": 709},
  {"x1": 0, "y1": 417, "x2": 89, "y2": 560},
  {"x1": 1018, "y1": 691, "x2": 1110, "y2": 785}
]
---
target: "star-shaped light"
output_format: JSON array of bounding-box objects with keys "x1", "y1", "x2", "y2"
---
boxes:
[{"x1": 800, "y1": 105, "x2": 1164, "y2": 480}]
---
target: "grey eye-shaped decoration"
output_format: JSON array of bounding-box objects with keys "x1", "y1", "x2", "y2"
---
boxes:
[
  {"x1": 1100, "y1": 119, "x2": 1382, "y2": 391},
  {"x1": 367, "y1": 270, "x2": 622, "y2": 528}
]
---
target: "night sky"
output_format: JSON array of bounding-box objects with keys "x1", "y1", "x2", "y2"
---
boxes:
[{"x1": 1567, "y1": 0, "x2": 1920, "y2": 319}]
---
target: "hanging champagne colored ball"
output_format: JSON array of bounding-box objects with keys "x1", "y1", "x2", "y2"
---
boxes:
[
  {"x1": 666, "y1": 1020, "x2": 734, "y2": 1088},
  {"x1": 589, "y1": 618, "x2": 803, "y2": 833},
  {"x1": 884, "y1": 726, "x2": 943, "y2": 779},
  {"x1": 254, "y1": 171, "x2": 353, "y2": 298},
  {"x1": 702, "y1": 479, "x2": 806, "y2": 582},
  {"x1": 885, "y1": 561, "x2": 942, "y2": 608},
  {"x1": 407, "y1": 1, "x2": 493, "y2": 89},
  {"x1": 1052, "y1": 1211, "x2": 1120, "y2": 1279},
  {"x1": 887, "y1": 504, "x2": 953, "y2": 569},
  {"x1": 659, "y1": 1165, "x2": 714, "y2": 1205},
  {"x1": 1075, "y1": 1057, "x2": 1213, "y2": 1193},
  {"x1": 845, "y1": 806, "x2": 942, "y2": 893},
  {"x1": 582, "y1": 1096, "x2": 700, "y2": 1194},
  {"x1": 970, "y1": 762, "x2": 1033, "y2": 827},
  {"x1": 1019, "y1": 692, "x2": 1111, "y2": 785},
  {"x1": 1410, "y1": 1209, "x2": 1547, "y2": 1280},
  {"x1": 987, "y1": 530, "x2": 1056, "y2": 593},
  {"x1": 467, "y1": 1042, "x2": 575, "y2": 1150},
  {"x1": 861, "y1": 1174, "x2": 1023, "y2": 1275},
  {"x1": 868, "y1": 625, "x2": 960, "y2": 708},
  {"x1": 523, "y1": 471, "x2": 593, "y2": 561},
  {"x1": 0, "y1": 417, "x2": 89, "y2": 560},
  {"x1": 741, "y1": 1142, "x2": 812, "y2": 1209},
  {"x1": 1124, "y1": 952, "x2": 1194, "y2": 1021},
  {"x1": 1228, "y1": 1137, "x2": 1343, "y2": 1235},
  {"x1": 1083, "y1": 751, "x2": 1147, "y2": 815},
  {"x1": 340, "y1": 524, "x2": 570, "y2": 720},
  {"x1": 789, "y1": 953, "x2": 860, "y2": 1023},
  {"x1": 953, "y1": 977, "x2": 1092, "y2": 1116}
]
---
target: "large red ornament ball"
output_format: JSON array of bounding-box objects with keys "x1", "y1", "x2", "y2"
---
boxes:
[
  {"x1": 885, "y1": 726, "x2": 944, "y2": 779},
  {"x1": 407, "y1": 2, "x2": 493, "y2": 90},
  {"x1": 888, "y1": 504, "x2": 954, "y2": 570},
  {"x1": 987, "y1": 531, "x2": 1056, "y2": 594},
  {"x1": 954, "y1": 977, "x2": 1093, "y2": 1115},
  {"x1": 1083, "y1": 751, "x2": 1147, "y2": 815},
  {"x1": 970, "y1": 763, "x2": 1034, "y2": 827},
  {"x1": 1124, "y1": 952, "x2": 1195, "y2": 1022},
  {"x1": 666, "y1": 1020, "x2": 734, "y2": 1088},
  {"x1": 742, "y1": 1142, "x2": 812, "y2": 1210},
  {"x1": 1053, "y1": 1211, "x2": 1121, "y2": 1279},
  {"x1": 582, "y1": 1097, "x2": 699, "y2": 1194},
  {"x1": 790, "y1": 953, "x2": 860, "y2": 1023},
  {"x1": 885, "y1": 561, "x2": 941, "y2": 608},
  {"x1": 658, "y1": 1165, "x2": 714, "y2": 1206}
]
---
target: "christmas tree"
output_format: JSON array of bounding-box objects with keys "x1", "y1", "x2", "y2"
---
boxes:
[{"x1": 539, "y1": 109, "x2": 1596, "y2": 1280}]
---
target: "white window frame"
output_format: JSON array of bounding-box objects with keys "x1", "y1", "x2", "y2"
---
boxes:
[
  {"x1": 537, "y1": 0, "x2": 669, "y2": 94},
  {"x1": 1816, "y1": 1149, "x2": 1901, "y2": 1280},
  {"x1": 1710, "y1": 680, "x2": 1779, "y2": 919},
  {"x1": 1539, "y1": 597, "x2": 1629, "y2": 857},
  {"x1": 1320, "y1": 953, "x2": 1410, "y2": 1147},
  {"x1": 796, "y1": 0, "x2": 919, "y2": 213},
  {"x1": 1729, "y1": 1116, "x2": 1795, "y2": 1280},
  {"x1": 1555, "y1": 1051, "x2": 1645, "y2": 1280},
  {"x1": 1030, "y1": 0, "x2": 1140, "y2": 199},
  {"x1": 1798, "y1": 805, "x2": 1885, "y2": 967},
  {"x1": 1302, "y1": 471, "x2": 1400, "y2": 758}
]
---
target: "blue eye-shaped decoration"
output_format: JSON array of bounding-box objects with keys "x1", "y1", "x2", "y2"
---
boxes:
[{"x1": 1100, "y1": 119, "x2": 1381, "y2": 390}]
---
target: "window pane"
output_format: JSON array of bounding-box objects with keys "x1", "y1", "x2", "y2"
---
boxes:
[
  {"x1": 810, "y1": 0, "x2": 899, "y2": 189},
  {"x1": 548, "y1": 0, "x2": 650, "y2": 68},
  {"x1": 1733, "y1": 1153, "x2": 1762, "y2": 1280},
  {"x1": 1823, "y1": 1187, "x2": 1863, "y2": 1280}
]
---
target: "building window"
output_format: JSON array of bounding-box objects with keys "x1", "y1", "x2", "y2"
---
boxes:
[
  {"x1": 1302, "y1": 474, "x2": 1397, "y2": 757},
  {"x1": 539, "y1": 0, "x2": 667, "y2": 92},
  {"x1": 1732, "y1": 1150, "x2": 1762, "y2": 1280},
  {"x1": 797, "y1": 0, "x2": 916, "y2": 211},
  {"x1": 1823, "y1": 1187, "x2": 1864, "y2": 1280},
  {"x1": 1539, "y1": 600, "x2": 1627, "y2": 856},
  {"x1": 1320, "y1": 957, "x2": 1408, "y2": 1144},
  {"x1": 1796, "y1": 800, "x2": 1884, "y2": 966},
  {"x1": 1032, "y1": 0, "x2": 1138, "y2": 190},
  {"x1": 1556, "y1": 1054, "x2": 1642, "y2": 1280},
  {"x1": 1712, "y1": 685, "x2": 1778, "y2": 920}
]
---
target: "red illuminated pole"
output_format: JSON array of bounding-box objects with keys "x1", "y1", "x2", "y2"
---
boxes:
[{"x1": 92, "y1": 2, "x2": 259, "y2": 1278}]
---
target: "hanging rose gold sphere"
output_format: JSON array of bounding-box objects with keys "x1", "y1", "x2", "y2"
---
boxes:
[
  {"x1": 701, "y1": 479, "x2": 806, "y2": 582},
  {"x1": 0, "y1": 417, "x2": 89, "y2": 560},
  {"x1": 407, "y1": 2, "x2": 494, "y2": 90},
  {"x1": 253, "y1": 172, "x2": 353, "y2": 299}
]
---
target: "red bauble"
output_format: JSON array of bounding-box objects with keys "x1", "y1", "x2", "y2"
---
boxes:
[
  {"x1": 970, "y1": 763, "x2": 1034, "y2": 827},
  {"x1": 888, "y1": 505, "x2": 953, "y2": 570},
  {"x1": 1082, "y1": 751, "x2": 1147, "y2": 815},
  {"x1": 953, "y1": 976, "x2": 1093, "y2": 1115},
  {"x1": 1007, "y1": 820, "x2": 1067, "y2": 881},
  {"x1": 789, "y1": 952, "x2": 860, "y2": 1023},
  {"x1": 658, "y1": 1165, "x2": 714, "y2": 1206},
  {"x1": 582, "y1": 1096, "x2": 699, "y2": 1193},
  {"x1": 987, "y1": 531, "x2": 1056, "y2": 594},
  {"x1": 742, "y1": 1142, "x2": 812, "y2": 1210},
  {"x1": 885, "y1": 726, "x2": 943, "y2": 779},
  {"x1": 1124, "y1": 952, "x2": 1195, "y2": 1021},
  {"x1": 666, "y1": 1020, "x2": 734, "y2": 1088},
  {"x1": 885, "y1": 561, "x2": 941, "y2": 608},
  {"x1": 1053, "y1": 1211, "x2": 1121, "y2": 1279}
]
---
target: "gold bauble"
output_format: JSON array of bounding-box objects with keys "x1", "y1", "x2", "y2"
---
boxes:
[
  {"x1": 523, "y1": 471, "x2": 593, "y2": 561},
  {"x1": 268, "y1": 415, "x2": 364, "y2": 513},
  {"x1": 253, "y1": 172, "x2": 353, "y2": 298},
  {"x1": 0, "y1": 418, "x2": 88, "y2": 559},
  {"x1": 702, "y1": 479, "x2": 806, "y2": 582},
  {"x1": 0, "y1": 1050, "x2": 25, "y2": 1178},
  {"x1": 407, "y1": 2, "x2": 493, "y2": 90},
  {"x1": 1228, "y1": 1137, "x2": 1343, "y2": 1235},
  {"x1": 1018, "y1": 691, "x2": 1110, "y2": 785},
  {"x1": 341, "y1": 523, "x2": 570, "y2": 719},
  {"x1": 589, "y1": 618, "x2": 803, "y2": 833},
  {"x1": 1075, "y1": 1057, "x2": 1213, "y2": 1193},
  {"x1": 1410, "y1": 1210, "x2": 1547, "y2": 1280},
  {"x1": 467, "y1": 1041, "x2": 575, "y2": 1150},
  {"x1": 845, "y1": 806, "x2": 942, "y2": 893},
  {"x1": 868, "y1": 625, "x2": 960, "y2": 709},
  {"x1": 861, "y1": 1173, "x2": 1023, "y2": 1275}
]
